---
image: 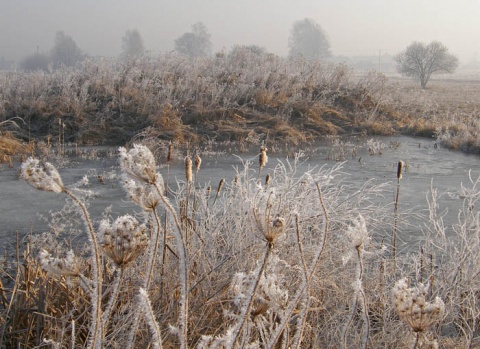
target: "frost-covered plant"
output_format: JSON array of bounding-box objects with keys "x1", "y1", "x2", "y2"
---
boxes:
[
  {"x1": 393, "y1": 278, "x2": 445, "y2": 348},
  {"x1": 21, "y1": 157, "x2": 103, "y2": 349},
  {"x1": 99, "y1": 215, "x2": 149, "y2": 267},
  {"x1": 39, "y1": 249, "x2": 83, "y2": 277}
]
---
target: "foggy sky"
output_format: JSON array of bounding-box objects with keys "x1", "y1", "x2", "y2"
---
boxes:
[{"x1": 1, "y1": 0, "x2": 479, "y2": 64}]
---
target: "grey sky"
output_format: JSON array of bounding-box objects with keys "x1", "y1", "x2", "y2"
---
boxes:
[{"x1": 1, "y1": 0, "x2": 478, "y2": 64}]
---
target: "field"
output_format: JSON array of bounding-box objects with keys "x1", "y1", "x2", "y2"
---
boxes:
[{"x1": 1, "y1": 53, "x2": 480, "y2": 348}]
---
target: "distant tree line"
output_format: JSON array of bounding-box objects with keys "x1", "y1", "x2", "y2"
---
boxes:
[
  {"x1": 17, "y1": 19, "x2": 460, "y2": 89},
  {"x1": 18, "y1": 18, "x2": 334, "y2": 71}
]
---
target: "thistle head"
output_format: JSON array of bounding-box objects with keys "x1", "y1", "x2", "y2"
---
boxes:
[
  {"x1": 21, "y1": 158, "x2": 64, "y2": 193},
  {"x1": 99, "y1": 215, "x2": 149, "y2": 267},
  {"x1": 119, "y1": 144, "x2": 157, "y2": 184}
]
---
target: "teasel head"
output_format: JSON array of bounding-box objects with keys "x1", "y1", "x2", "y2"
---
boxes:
[
  {"x1": 195, "y1": 154, "x2": 202, "y2": 173},
  {"x1": 119, "y1": 144, "x2": 157, "y2": 184},
  {"x1": 185, "y1": 156, "x2": 193, "y2": 182},
  {"x1": 22, "y1": 158, "x2": 64, "y2": 193},
  {"x1": 99, "y1": 215, "x2": 149, "y2": 267},
  {"x1": 39, "y1": 249, "x2": 83, "y2": 277},
  {"x1": 397, "y1": 161, "x2": 403, "y2": 180}
]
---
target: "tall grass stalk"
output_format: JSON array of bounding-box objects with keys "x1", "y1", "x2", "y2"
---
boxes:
[{"x1": 392, "y1": 160, "x2": 403, "y2": 273}]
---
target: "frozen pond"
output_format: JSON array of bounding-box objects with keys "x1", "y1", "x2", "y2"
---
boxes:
[{"x1": 1, "y1": 135, "x2": 479, "y2": 255}]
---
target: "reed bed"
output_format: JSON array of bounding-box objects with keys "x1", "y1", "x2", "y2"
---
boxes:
[{"x1": 1, "y1": 142, "x2": 480, "y2": 348}]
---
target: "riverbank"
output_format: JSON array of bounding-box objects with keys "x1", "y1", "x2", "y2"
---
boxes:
[{"x1": 1, "y1": 53, "x2": 479, "y2": 161}]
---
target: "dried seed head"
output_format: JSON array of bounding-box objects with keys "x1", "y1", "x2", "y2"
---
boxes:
[
  {"x1": 392, "y1": 278, "x2": 445, "y2": 333},
  {"x1": 195, "y1": 154, "x2": 202, "y2": 172},
  {"x1": 217, "y1": 178, "x2": 225, "y2": 194},
  {"x1": 99, "y1": 215, "x2": 149, "y2": 267},
  {"x1": 259, "y1": 148, "x2": 268, "y2": 169},
  {"x1": 122, "y1": 174, "x2": 163, "y2": 211},
  {"x1": 22, "y1": 158, "x2": 64, "y2": 193},
  {"x1": 167, "y1": 142, "x2": 173, "y2": 163},
  {"x1": 185, "y1": 156, "x2": 193, "y2": 182},
  {"x1": 265, "y1": 173, "x2": 271, "y2": 186},
  {"x1": 397, "y1": 161, "x2": 403, "y2": 180},
  {"x1": 265, "y1": 216, "x2": 285, "y2": 243},
  {"x1": 39, "y1": 249, "x2": 82, "y2": 277},
  {"x1": 119, "y1": 144, "x2": 157, "y2": 184}
]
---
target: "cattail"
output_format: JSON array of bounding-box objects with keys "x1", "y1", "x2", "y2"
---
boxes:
[
  {"x1": 21, "y1": 158, "x2": 64, "y2": 193},
  {"x1": 213, "y1": 178, "x2": 225, "y2": 206},
  {"x1": 185, "y1": 156, "x2": 193, "y2": 182},
  {"x1": 397, "y1": 161, "x2": 403, "y2": 180},
  {"x1": 99, "y1": 215, "x2": 149, "y2": 267},
  {"x1": 119, "y1": 144, "x2": 157, "y2": 184},
  {"x1": 167, "y1": 142, "x2": 173, "y2": 163},
  {"x1": 195, "y1": 154, "x2": 202, "y2": 173},
  {"x1": 265, "y1": 173, "x2": 271, "y2": 186},
  {"x1": 217, "y1": 178, "x2": 225, "y2": 194},
  {"x1": 259, "y1": 146, "x2": 268, "y2": 169}
]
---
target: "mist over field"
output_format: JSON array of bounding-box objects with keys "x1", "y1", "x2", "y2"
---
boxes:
[{"x1": 1, "y1": 0, "x2": 479, "y2": 66}]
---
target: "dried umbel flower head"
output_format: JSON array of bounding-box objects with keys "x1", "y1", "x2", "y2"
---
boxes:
[
  {"x1": 99, "y1": 215, "x2": 149, "y2": 267},
  {"x1": 393, "y1": 278, "x2": 445, "y2": 333},
  {"x1": 39, "y1": 249, "x2": 82, "y2": 277},
  {"x1": 119, "y1": 144, "x2": 157, "y2": 184},
  {"x1": 21, "y1": 158, "x2": 64, "y2": 193},
  {"x1": 185, "y1": 156, "x2": 193, "y2": 182},
  {"x1": 122, "y1": 174, "x2": 163, "y2": 211},
  {"x1": 264, "y1": 216, "x2": 285, "y2": 243},
  {"x1": 346, "y1": 215, "x2": 370, "y2": 249}
]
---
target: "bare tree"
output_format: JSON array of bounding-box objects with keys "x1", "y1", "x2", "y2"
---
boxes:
[
  {"x1": 174, "y1": 22, "x2": 212, "y2": 58},
  {"x1": 394, "y1": 41, "x2": 459, "y2": 89},
  {"x1": 50, "y1": 31, "x2": 85, "y2": 68},
  {"x1": 288, "y1": 18, "x2": 331, "y2": 60},
  {"x1": 121, "y1": 29, "x2": 145, "y2": 59}
]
